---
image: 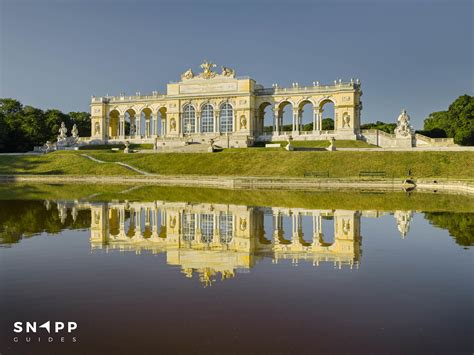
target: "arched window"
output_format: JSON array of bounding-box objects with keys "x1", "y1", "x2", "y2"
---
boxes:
[
  {"x1": 201, "y1": 104, "x2": 214, "y2": 133},
  {"x1": 182, "y1": 104, "x2": 195, "y2": 133},
  {"x1": 220, "y1": 103, "x2": 233, "y2": 133},
  {"x1": 182, "y1": 213, "x2": 195, "y2": 242},
  {"x1": 219, "y1": 213, "x2": 233, "y2": 244},
  {"x1": 200, "y1": 214, "x2": 214, "y2": 244}
]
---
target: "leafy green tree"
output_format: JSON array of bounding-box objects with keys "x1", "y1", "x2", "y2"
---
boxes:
[
  {"x1": 360, "y1": 121, "x2": 397, "y2": 134},
  {"x1": 69, "y1": 111, "x2": 91, "y2": 137},
  {"x1": 322, "y1": 118, "x2": 334, "y2": 130},
  {"x1": 0, "y1": 98, "x2": 91, "y2": 152},
  {"x1": 422, "y1": 95, "x2": 473, "y2": 145}
]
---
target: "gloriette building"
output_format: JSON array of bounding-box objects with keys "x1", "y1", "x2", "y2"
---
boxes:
[{"x1": 90, "y1": 61, "x2": 362, "y2": 148}]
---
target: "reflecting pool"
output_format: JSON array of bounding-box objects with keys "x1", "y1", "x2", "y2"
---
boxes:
[{"x1": 0, "y1": 188, "x2": 473, "y2": 354}]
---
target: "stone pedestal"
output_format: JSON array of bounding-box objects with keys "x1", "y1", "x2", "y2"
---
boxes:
[{"x1": 394, "y1": 136, "x2": 413, "y2": 148}]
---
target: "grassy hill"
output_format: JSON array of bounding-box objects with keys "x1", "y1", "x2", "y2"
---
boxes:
[{"x1": 0, "y1": 149, "x2": 473, "y2": 179}]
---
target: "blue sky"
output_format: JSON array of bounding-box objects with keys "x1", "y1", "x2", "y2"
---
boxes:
[{"x1": 1, "y1": 0, "x2": 472, "y2": 128}]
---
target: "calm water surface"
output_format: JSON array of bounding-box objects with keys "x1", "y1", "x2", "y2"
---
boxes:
[{"x1": 0, "y1": 196, "x2": 472, "y2": 354}]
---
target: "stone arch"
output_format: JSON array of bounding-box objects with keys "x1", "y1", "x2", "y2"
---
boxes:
[
  {"x1": 109, "y1": 208, "x2": 120, "y2": 237},
  {"x1": 257, "y1": 101, "x2": 273, "y2": 135},
  {"x1": 157, "y1": 106, "x2": 167, "y2": 136},
  {"x1": 125, "y1": 108, "x2": 137, "y2": 137},
  {"x1": 276, "y1": 100, "x2": 293, "y2": 132},
  {"x1": 318, "y1": 98, "x2": 336, "y2": 131},
  {"x1": 317, "y1": 96, "x2": 337, "y2": 107},
  {"x1": 108, "y1": 109, "x2": 120, "y2": 138},
  {"x1": 297, "y1": 99, "x2": 315, "y2": 132},
  {"x1": 199, "y1": 101, "x2": 215, "y2": 111},
  {"x1": 141, "y1": 107, "x2": 153, "y2": 137}
]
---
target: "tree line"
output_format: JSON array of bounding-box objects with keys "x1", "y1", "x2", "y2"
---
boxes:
[
  {"x1": 417, "y1": 95, "x2": 473, "y2": 145},
  {"x1": 0, "y1": 98, "x2": 91, "y2": 152}
]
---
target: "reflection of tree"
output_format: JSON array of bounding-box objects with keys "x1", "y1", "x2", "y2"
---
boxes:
[
  {"x1": 0, "y1": 201, "x2": 90, "y2": 245},
  {"x1": 424, "y1": 212, "x2": 474, "y2": 246}
]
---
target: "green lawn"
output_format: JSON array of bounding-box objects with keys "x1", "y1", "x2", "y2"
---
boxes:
[
  {"x1": 271, "y1": 140, "x2": 377, "y2": 148},
  {"x1": 0, "y1": 150, "x2": 473, "y2": 179},
  {"x1": 0, "y1": 153, "x2": 136, "y2": 175}
]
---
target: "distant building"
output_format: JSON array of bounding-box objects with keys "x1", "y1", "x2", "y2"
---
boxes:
[
  {"x1": 89, "y1": 61, "x2": 362, "y2": 148},
  {"x1": 89, "y1": 61, "x2": 456, "y2": 149}
]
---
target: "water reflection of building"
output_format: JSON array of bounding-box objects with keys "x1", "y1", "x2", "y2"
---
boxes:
[{"x1": 85, "y1": 201, "x2": 366, "y2": 285}]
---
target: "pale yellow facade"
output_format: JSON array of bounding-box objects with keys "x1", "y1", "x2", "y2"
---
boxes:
[
  {"x1": 89, "y1": 61, "x2": 362, "y2": 147},
  {"x1": 87, "y1": 200, "x2": 363, "y2": 285}
]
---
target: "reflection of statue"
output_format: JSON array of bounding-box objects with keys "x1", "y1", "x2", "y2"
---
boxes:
[
  {"x1": 170, "y1": 118, "x2": 176, "y2": 131},
  {"x1": 181, "y1": 68, "x2": 194, "y2": 80},
  {"x1": 239, "y1": 218, "x2": 247, "y2": 231},
  {"x1": 395, "y1": 109, "x2": 413, "y2": 137},
  {"x1": 170, "y1": 216, "x2": 176, "y2": 229},
  {"x1": 394, "y1": 210, "x2": 413, "y2": 239},
  {"x1": 221, "y1": 66, "x2": 235, "y2": 77},
  {"x1": 58, "y1": 122, "x2": 67, "y2": 141},
  {"x1": 94, "y1": 211, "x2": 100, "y2": 224},
  {"x1": 343, "y1": 219, "x2": 351, "y2": 234},
  {"x1": 200, "y1": 60, "x2": 216, "y2": 79},
  {"x1": 71, "y1": 124, "x2": 79, "y2": 138}
]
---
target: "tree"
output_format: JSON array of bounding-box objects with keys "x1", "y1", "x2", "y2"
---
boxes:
[
  {"x1": 0, "y1": 98, "x2": 91, "y2": 152},
  {"x1": 360, "y1": 121, "x2": 397, "y2": 134},
  {"x1": 69, "y1": 111, "x2": 91, "y2": 137},
  {"x1": 322, "y1": 118, "x2": 334, "y2": 130},
  {"x1": 422, "y1": 95, "x2": 473, "y2": 146}
]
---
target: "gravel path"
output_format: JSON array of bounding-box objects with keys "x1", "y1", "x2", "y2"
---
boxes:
[{"x1": 80, "y1": 154, "x2": 153, "y2": 175}]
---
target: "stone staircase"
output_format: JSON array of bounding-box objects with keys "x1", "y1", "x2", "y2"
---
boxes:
[{"x1": 140, "y1": 142, "x2": 211, "y2": 153}]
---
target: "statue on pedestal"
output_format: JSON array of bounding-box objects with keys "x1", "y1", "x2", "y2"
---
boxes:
[
  {"x1": 285, "y1": 135, "x2": 294, "y2": 151},
  {"x1": 71, "y1": 124, "x2": 79, "y2": 138},
  {"x1": 58, "y1": 122, "x2": 68, "y2": 142},
  {"x1": 395, "y1": 110, "x2": 414, "y2": 137},
  {"x1": 327, "y1": 137, "x2": 337, "y2": 151}
]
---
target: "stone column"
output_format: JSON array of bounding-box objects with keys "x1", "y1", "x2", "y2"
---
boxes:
[
  {"x1": 195, "y1": 111, "x2": 202, "y2": 133},
  {"x1": 273, "y1": 109, "x2": 279, "y2": 134},
  {"x1": 153, "y1": 113, "x2": 159, "y2": 137},
  {"x1": 145, "y1": 114, "x2": 151, "y2": 137},
  {"x1": 292, "y1": 212, "x2": 301, "y2": 242},
  {"x1": 119, "y1": 207, "x2": 126, "y2": 237},
  {"x1": 292, "y1": 110, "x2": 299, "y2": 134},
  {"x1": 213, "y1": 213, "x2": 220, "y2": 244},
  {"x1": 119, "y1": 114, "x2": 125, "y2": 138},
  {"x1": 135, "y1": 207, "x2": 142, "y2": 238},
  {"x1": 273, "y1": 212, "x2": 282, "y2": 239},
  {"x1": 215, "y1": 110, "x2": 220, "y2": 134},
  {"x1": 135, "y1": 114, "x2": 141, "y2": 138},
  {"x1": 161, "y1": 119, "x2": 166, "y2": 137},
  {"x1": 313, "y1": 108, "x2": 322, "y2": 132}
]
